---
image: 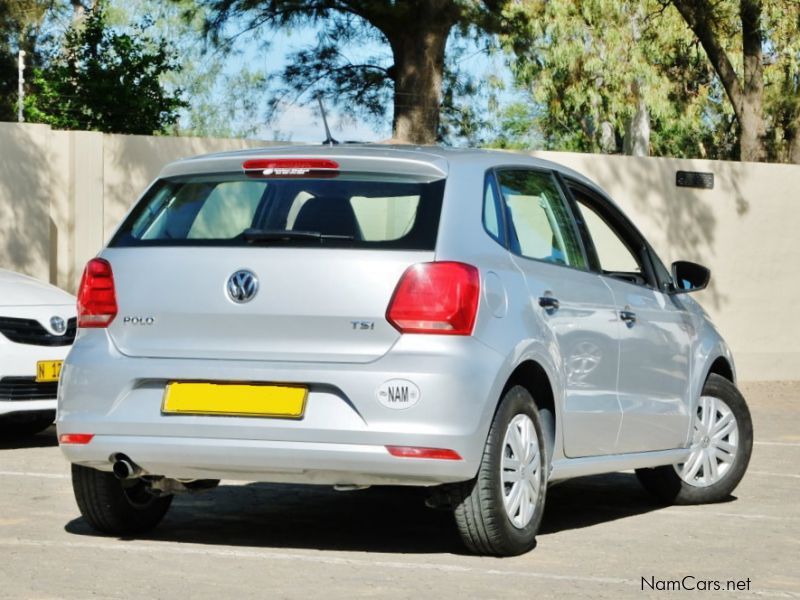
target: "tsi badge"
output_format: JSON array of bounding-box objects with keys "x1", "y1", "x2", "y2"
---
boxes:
[{"x1": 376, "y1": 379, "x2": 421, "y2": 410}]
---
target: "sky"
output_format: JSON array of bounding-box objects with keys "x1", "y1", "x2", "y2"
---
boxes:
[
  {"x1": 210, "y1": 20, "x2": 516, "y2": 144},
  {"x1": 253, "y1": 27, "x2": 392, "y2": 143}
]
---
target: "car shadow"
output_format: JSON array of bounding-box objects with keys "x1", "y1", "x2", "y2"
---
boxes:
[
  {"x1": 63, "y1": 472, "x2": 699, "y2": 555},
  {"x1": 541, "y1": 472, "x2": 665, "y2": 534},
  {"x1": 0, "y1": 425, "x2": 58, "y2": 450}
]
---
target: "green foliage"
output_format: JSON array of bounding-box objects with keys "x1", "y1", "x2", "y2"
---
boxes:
[
  {"x1": 108, "y1": 0, "x2": 268, "y2": 137},
  {"x1": 496, "y1": 0, "x2": 732, "y2": 158},
  {"x1": 0, "y1": 0, "x2": 67, "y2": 121},
  {"x1": 25, "y1": 4, "x2": 187, "y2": 134},
  {"x1": 485, "y1": 101, "x2": 543, "y2": 149},
  {"x1": 756, "y1": 1, "x2": 800, "y2": 161},
  {"x1": 496, "y1": 0, "x2": 800, "y2": 162},
  {"x1": 0, "y1": 5, "x2": 16, "y2": 121}
]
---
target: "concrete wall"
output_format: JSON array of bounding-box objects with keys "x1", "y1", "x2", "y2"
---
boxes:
[
  {"x1": 0, "y1": 122, "x2": 278, "y2": 291},
  {"x1": 0, "y1": 122, "x2": 797, "y2": 381}
]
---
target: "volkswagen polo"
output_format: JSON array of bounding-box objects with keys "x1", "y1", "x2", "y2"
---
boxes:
[{"x1": 57, "y1": 146, "x2": 752, "y2": 555}]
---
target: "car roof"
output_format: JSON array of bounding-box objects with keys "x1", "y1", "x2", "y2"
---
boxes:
[{"x1": 160, "y1": 143, "x2": 605, "y2": 194}]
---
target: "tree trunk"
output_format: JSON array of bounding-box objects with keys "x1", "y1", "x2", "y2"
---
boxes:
[
  {"x1": 789, "y1": 127, "x2": 800, "y2": 164},
  {"x1": 624, "y1": 82, "x2": 650, "y2": 157},
  {"x1": 624, "y1": 102, "x2": 650, "y2": 157},
  {"x1": 71, "y1": 0, "x2": 86, "y2": 20},
  {"x1": 389, "y1": 23, "x2": 450, "y2": 144},
  {"x1": 672, "y1": 0, "x2": 768, "y2": 162},
  {"x1": 739, "y1": 0, "x2": 767, "y2": 162}
]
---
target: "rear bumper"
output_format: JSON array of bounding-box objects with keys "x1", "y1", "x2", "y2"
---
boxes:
[
  {"x1": 58, "y1": 330, "x2": 507, "y2": 486},
  {"x1": 61, "y1": 435, "x2": 476, "y2": 485},
  {"x1": 0, "y1": 399, "x2": 57, "y2": 417}
]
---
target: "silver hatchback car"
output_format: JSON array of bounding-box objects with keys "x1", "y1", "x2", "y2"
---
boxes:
[{"x1": 58, "y1": 146, "x2": 752, "y2": 555}]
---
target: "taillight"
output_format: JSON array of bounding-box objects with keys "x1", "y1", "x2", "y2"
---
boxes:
[
  {"x1": 77, "y1": 258, "x2": 118, "y2": 328},
  {"x1": 386, "y1": 262, "x2": 480, "y2": 335},
  {"x1": 386, "y1": 446, "x2": 462, "y2": 460},
  {"x1": 59, "y1": 433, "x2": 94, "y2": 445}
]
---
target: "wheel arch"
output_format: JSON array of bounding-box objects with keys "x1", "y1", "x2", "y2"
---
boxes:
[
  {"x1": 501, "y1": 360, "x2": 557, "y2": 465},
  {"x1": 705, "y1": 355, "x2": 735, "y2": 385}
]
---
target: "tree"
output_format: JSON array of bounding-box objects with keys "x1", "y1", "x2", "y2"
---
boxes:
[
  {"x1": 0, "y1": 0, "x2": 68, "y2": 121},
  {"x1": 195, "y1": 0, "x2": 528, "y2": 144},
  {"x1": 0, "y1": 4, "x2": 17, "y2": 121},
  {"x1": 670, "y1": 0, "x2": 764, "y2": 161},
  {"x1": 497, "y1": 0, "x2": 731, "y2": 159},
  {"x1": 765, "y1": 3, "x2": 800, "y2": 163},
  {"x1": 498, "y1": 0, "x2": 799, "y2": 163},
  {"x1": 106, "y1": 0, "x2": 269, "y2": 137},
  {"x1": 669, "y1": 0, "x2": 799, "y2": 162},
  {"x1": 25, "y1": 4, "x2": 187, "y2": 134},
  {"x1": 487, "y1": 101, "x2": 543, "y2": 150}
]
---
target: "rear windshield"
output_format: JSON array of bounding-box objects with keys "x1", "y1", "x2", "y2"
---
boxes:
[{"x1": 110, "y1": 174, "x2": 446, "y2": 250}]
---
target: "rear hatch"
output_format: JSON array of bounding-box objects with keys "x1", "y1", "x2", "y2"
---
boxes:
[{"x1": 102, "y1": 155, "x2": 446, "y2": 363}]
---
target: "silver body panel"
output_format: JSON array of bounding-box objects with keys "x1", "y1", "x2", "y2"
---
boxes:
[{"x1": 58, "y1": 145, "x2": 736, "y2": 486}]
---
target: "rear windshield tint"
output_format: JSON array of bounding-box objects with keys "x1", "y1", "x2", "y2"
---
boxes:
[{"x1": 110, "y1": 174, "x2": 445, "y2": 250}]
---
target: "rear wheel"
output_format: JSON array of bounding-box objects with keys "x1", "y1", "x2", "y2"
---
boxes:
[
  {"x1": 450, "y1": 385, "x2": 547, "y2": 556},
  {"x1": 636, "y1": 374, "x2": 753, "y2": 505},
  {"x1": 71, "y1": 464, "x2": 172, "y2": 535}
]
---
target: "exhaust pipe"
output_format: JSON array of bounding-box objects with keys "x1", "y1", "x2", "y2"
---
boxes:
[{"x1": 112, "y1": 455, "x2": 142, "y2": 480}]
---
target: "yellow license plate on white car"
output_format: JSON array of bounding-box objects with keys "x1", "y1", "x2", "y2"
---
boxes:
[
  {"x1": 161, "y1": 382, "x2": 307, "y2": 419},
  {"x1": 36, "y1": 360, "x2": 63, "y2": 383}
]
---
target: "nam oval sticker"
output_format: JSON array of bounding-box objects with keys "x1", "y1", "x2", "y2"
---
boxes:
[{"x1": 376, "y1": 379, "x2": 421, "y2": 410}]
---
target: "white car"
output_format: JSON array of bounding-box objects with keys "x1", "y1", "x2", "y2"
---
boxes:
[{"x1": 0, "y1": 268, "x2": 76, "y2": 435}]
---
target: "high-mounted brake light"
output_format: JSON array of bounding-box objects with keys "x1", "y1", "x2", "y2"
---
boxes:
[
  {"x1": 242, "y1": 158, "x2": 340, "y2": 178},
  {"x1": 77, "y1": 258, "x2": 118, "y2": 328},
  {"x1": 59, "y1": 433, "x2": 94, "y2": 445},
  {"x1": 386, "y1": 446, "x2": 463, "y2": 460},
  {"x1": 386, "y1": 262, "x2": 480, "y2": 335}
]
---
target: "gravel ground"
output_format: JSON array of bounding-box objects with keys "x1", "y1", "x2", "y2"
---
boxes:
[{"x1": 0, "y1": 380, "x2": 797, "y2": 599}]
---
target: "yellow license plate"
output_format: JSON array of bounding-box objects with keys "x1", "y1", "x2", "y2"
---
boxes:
[
  {"x1": 36, "y1": 360, "x2": 63, "y2": 383},
  {"x1": 162, "y1": 382, "x2": 307, "y2": 419}
]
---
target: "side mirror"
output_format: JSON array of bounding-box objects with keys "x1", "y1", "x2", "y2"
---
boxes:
[{"x1": 670, "y1": 260, "x2": 710, "y2": 294}]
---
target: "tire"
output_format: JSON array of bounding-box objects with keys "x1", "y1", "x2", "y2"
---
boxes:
[
  {"x1": 71, "y1": 464, "x2": 173, "y2": 535},
  {"x1": 0, "y1": 412, "x2": 54, "y2": 436},
  {"x1": 636, "y1": 374, "x2": 753, "y2": 505},
  {"x1": 450, "y1": 385, "x2": 547, "y2": 556}
]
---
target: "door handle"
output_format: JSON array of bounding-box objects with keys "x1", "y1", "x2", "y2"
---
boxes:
[
  {"x1": 620, "y1": 309, "x2": 637, "y2": 326},
  {"x1": 538, "y1": 295, "x2": 560, "y2": 313}
]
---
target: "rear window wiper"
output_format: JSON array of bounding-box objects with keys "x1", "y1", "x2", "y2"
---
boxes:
[{"x1": 242, "y1": 228, "x2": 355, "y2": 244}]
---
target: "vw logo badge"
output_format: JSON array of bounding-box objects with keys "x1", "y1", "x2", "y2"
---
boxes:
[
  {"x1": 226, "y1": 270, "x2": 259, "y2": 304},
  {"x1": 50, "y1": 316, "x2": 67, "y2": 335}
]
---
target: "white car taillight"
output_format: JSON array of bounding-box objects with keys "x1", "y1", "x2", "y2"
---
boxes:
[{"x1": 77, "y1": 258, "x2": 118, "y2": 328}]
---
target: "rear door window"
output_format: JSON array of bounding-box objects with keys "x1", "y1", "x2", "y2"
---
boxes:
[
  {"x1": 496, "y1": 169, "x2": 586, "y2": 268},
  {"x1": 112, "y1": 174, "x2": 445, "y2": 250},
  {"x1": 483, "y1": 173, "x2": 505, "y2": 244},
  {"x1": 570, "y1": 187, "x2": 653, "y2": 287}
]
